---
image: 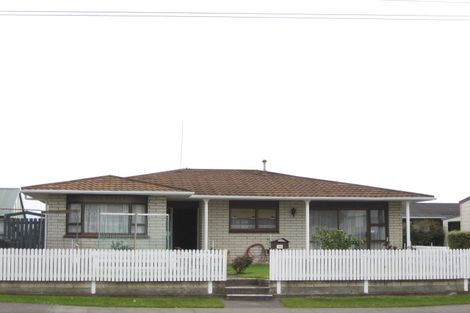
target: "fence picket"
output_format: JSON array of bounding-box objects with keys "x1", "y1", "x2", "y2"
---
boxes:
[{"x1": 269, "y1": 249, "x2": 470, "y2": 283}]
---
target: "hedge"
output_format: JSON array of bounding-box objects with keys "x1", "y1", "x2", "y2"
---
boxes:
[{"x1": 448, "y1": 231, "x2": 470, "y2": 249}]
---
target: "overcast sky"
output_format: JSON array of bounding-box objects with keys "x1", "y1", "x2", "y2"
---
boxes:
[{"x1": 1, "y1": 0, "x2": 469, "y2": 210}]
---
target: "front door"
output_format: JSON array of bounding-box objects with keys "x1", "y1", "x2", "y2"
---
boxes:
[{"x1": 168, "y1": 201, "x2": 199, "y2": 249}]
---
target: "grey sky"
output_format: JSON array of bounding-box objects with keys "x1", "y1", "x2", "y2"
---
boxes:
[{"x1": 1, "y1": 0, "x2": 469, "y2": 210}]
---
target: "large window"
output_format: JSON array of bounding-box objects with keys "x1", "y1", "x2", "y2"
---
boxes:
[
  {"x1": 229, "y1": 201, "x2": 278, "y2": 233},
  {"x1": 310, "y1": 202, "x2": 388, "y2": 249},
  {"x1": 66, "y1": 195, "x2": 148, "y2": 237}
]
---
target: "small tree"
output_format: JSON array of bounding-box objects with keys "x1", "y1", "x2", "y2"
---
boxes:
[{"x1": 313, "y1": 229, "x2": 364, "y2": 249}]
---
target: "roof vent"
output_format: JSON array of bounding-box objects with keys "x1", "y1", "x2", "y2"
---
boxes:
[{"x1": 262, "y1": 160, "x2": 267, "y2": 172}]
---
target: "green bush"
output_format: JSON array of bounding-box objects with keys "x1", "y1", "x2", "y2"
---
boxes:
[
  {"x1": 402, "y1": 221, "x2": 445, "y2": 247},
  {"x1": 312, "y1": 229, "x2": 364, "y2": 249},
  {"x1": 231, "y1": 255, "x2": 253, "y2": 274},
  {"x1": 448, "y1": 231, "x2": 470, "y2": 249}
]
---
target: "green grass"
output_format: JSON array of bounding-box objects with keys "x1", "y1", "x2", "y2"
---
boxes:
[
  {"x1": 0, "y1": 294, "x2": 224, "y2": 308},
  {"x1": 227, "y1": 264, "x2": 269, "y2": 279},
  {"x1": 282, "y1": 295, "x2": 470, "y2": 308}
]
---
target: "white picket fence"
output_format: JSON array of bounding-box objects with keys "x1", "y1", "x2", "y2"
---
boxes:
[
  {"x1": 270, "y1": 249, "x2": 470, "y2": 281},
  {"x1": 0, "y1": 249, "x2": 227, "y2": 282}
]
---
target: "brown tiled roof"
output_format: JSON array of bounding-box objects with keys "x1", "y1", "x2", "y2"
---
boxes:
[
  {"x1": 129, "y1": 169, "x2": 433, "y2": 199},
  {"x1": 22, "y1": 175, "x2": 188, "y2": 192}
]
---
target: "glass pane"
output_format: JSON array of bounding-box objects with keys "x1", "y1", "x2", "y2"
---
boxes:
[
  {"x1": 85, "y1": 204, "x2": 129, "y2": 234},
  {"x1": 84, "y1": 204, "x2": 100, "y2": 233},
  {"x1": 339, "y1": 210, "x2": 368, "y2": 241},
  {"x1": 0, "y1": 219, "x2": 4, "y2": 235},
  {"x1": 69, "y1": 203, "x2": 81, "y2": 223},
  {"x1": 370, "y1": 225, "x2": 386, "y2": 240},
  {"x1": 67, "y1": 225, "x2": 81, "y2": 234},
  {"x1": 370, "y1": 241, "x2": 386, "y2": 249},
  {"x1": 231, "y1": 208, "x2": 255, "y2": 229},
  {"x1": 131, "y1": 225, "x2": 147, "y2": 234},
  {"x1": 257, "y1": 208, "x2": 276, "y2": 229},
  {"x1": 311, "y1": 210, "x2": 338, "y2": 232},
  {"x1": 310, "y1": 210, "x2": 338, "y2": 248},
  {"x1": 371, "y1": 209, "x2": 385, "y2": 224},
  {"x1": 132, "y1": 204, "x2": 146, "y2": 224}
]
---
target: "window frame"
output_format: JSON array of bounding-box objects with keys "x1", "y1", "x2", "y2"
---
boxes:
[
  {"x1": 310, "y1": 201, "x2": 389, "y2": 249},
  {"x1": 229, "y1": 201, "x2": 279, "y2": 233},
  {"x1": 66, "y1": 195, "x2": 148, "y2": 238}
]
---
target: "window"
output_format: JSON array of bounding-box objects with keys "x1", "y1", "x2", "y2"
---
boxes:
[
  {"x1": 310, "y1": 202, "x2": 388, "y2": 249},
  {"x1": 0, "y1": 217, "x2": 4, "y2": 238},
  {"x1": 66, "y1": 195, "x2": 148, "y2": 237},
  {"x1": 229, "y1": 201, "x2": 278, "y2": 233}
]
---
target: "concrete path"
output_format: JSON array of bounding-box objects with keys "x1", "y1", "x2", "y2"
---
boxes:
[{"x1": 2, "y1": 302, "x2": 470, "y2": 313}]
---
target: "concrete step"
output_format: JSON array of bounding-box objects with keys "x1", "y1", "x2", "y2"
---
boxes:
[
  {"x1": 225, "y1": 286, "x2": 271, "y2": 295},
  {"x1": 225, "y1": 278, "x2": 269, "y2": 287},
  {"x1": 226, "y1": 294, "x2": 274, "y2": 301}
]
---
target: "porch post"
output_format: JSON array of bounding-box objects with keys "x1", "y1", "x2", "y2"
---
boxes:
[
  {"x1": 405, "y1": 201, "x2": 412, "y2": 249},
  {"x1": 203, "y1": 199, "x2": 209, "y2": 250},
  {"x1": 305, "y1": 200, "x2": 310, "y2": 251}
]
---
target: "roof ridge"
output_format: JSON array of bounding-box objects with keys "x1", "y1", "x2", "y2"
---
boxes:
[{"x1": 128, "y1": 168, "x2": 262, "y2": 178}]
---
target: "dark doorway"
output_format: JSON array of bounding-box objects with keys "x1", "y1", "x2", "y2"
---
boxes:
[{"x1": 168, "y1": 201, "x2": 199, "y2": 249}]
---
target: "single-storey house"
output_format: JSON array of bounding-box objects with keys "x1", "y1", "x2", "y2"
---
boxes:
[{"x1": 21, "y1": 168, "x2": 433, "y2": 254}]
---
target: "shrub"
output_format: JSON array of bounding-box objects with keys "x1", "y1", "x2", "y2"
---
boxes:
[
  {"x1": 110, "y1": 241, "x2": 132, "y2": 250},
  {"x1": 448, "y1": 231, "x2": 470, "y2": 249},
  {"x1": 231, "y1": 255, "x2": 253, "y2": 274},
  {"x1": 402, "y1": 222, "x2": 445, "y2": 247},
  {"x1": 312, "y1": 229, "x2": 364, "y2": 249}
]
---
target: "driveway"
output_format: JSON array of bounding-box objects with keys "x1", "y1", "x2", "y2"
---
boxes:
[{"x1": 1, "y1": 302, "x2": 470, "y2": 313}]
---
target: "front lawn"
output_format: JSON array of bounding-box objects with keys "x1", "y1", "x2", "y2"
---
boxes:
[
  {"x1": 282, "y1": 295, "x2": 470, "y2": 308},
  {"x1": 0, "y1": 294, "x2": 224, "y2": 308},
  {"x1": 227, "y1": 264, "x2": 269, "y2": 279}
]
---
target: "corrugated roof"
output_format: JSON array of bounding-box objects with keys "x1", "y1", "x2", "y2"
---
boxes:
[
  {"x1": 129, "y1": 169, "x2": 432, "y2": 199},
  {"x1": 405, "y1": 202, "x2": 460, "y2": 220}
]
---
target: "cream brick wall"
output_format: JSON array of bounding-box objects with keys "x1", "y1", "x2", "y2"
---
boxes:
[
  {"x1": 388, "y1": 201, "x2": 404, "y2": 249},
  {"x1": 460, "y1": 198, "x2": 470, "y2": 231},
  {"x1": 201, "y1": 200, "x2": 306, "y2": 258},
  {"x1": 199, "y1": 200, "x2": 404, "y2": 257},
  {"x1": 45, "y1": 196, "x2": 403, "y2": 251},
  {"x1": 45, "y1": 195, "x2": 167, "y2": 249}
]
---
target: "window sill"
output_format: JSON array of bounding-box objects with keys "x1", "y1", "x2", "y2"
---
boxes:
[
  {"x1": 229, "y1": 229, "x2": 279, "y2": 234},
  {"x1": 64, "y1": 234, "x2": 150, "y2": 239}
]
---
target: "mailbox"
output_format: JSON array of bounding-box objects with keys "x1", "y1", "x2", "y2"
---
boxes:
[{"x1": 270, "y1": 238, "x2": 289, "y2": 249}]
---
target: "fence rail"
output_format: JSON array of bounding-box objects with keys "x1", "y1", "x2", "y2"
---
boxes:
[
  {"x1": 0, "y1": 249, "x2": 227, "y2": 282},
  {"x1": 270, "y1": 249, "x2": 470, "y2": 281}
]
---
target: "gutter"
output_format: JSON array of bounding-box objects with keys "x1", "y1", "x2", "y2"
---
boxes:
[
  {"x1": 189, "y1": 195, "x2": 435, "y2": 202},
  {"x1": 21, "y1": 190, "x2": 435, "y2": 202}
]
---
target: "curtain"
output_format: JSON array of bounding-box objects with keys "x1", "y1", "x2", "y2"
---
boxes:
[
  {"x1": 339, "y1": 210, "x2": 368, "y2": 240},
  {"x1": 84, "y1": 203, "x2": 129, "y2": 234}
]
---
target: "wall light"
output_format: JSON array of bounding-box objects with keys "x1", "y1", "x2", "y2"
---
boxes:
[{"x1": 291, "y1": 207, "x2": 297, "y2": 217}]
